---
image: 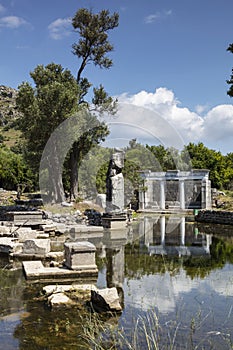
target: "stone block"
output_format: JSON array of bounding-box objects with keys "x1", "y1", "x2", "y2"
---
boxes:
[
  {"x1": 91, "y1": 287, "x2": 122, "y2": 312},
  {"x1": 22, "y1": 239, "x2": 50, "y2": 255},
  {"x1": 64, "y1": 241, "x2": 97, "y2": 271}
]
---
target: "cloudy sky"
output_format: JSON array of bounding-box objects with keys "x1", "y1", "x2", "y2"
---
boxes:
[{"x1": 1, "y1": 0, "x2": 233, "y2": 153}]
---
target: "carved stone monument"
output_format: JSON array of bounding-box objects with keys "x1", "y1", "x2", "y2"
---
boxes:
[{"x1": 102, "y1": 150, "x2": 127, "y2": 229}]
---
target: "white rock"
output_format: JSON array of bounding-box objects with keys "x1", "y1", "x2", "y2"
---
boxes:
[
  {"x1": 48, "y1": 292, "x2": 74, "y2": 307},
  {"x1": 95, "y1": 287, "x2": 122, "y2": 311}
]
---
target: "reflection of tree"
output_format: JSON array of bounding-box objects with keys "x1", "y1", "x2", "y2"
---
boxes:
[
  {"x1": 210, "y1": 236, "x2": 233, "y2": 264},
  {"x1": 124, "y1": 242, "x2": 182, "y2": 277},
  {"x1": 125, "y1": 236, "x2": 233, "y2": 280},
  {"x1": 0, "y1": 269, "x2": 25, "y2": 317}
]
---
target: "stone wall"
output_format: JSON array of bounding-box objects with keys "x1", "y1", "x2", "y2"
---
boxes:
[{"x1": 195, "y1": 210, "x2": 233, "y2": 225}]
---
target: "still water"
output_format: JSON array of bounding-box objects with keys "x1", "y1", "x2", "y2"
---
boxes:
[{"x1": 0, "y1": 215, "x2": 233, "y2": 349}]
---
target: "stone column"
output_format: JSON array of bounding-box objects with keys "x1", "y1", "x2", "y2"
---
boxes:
[
  {"x1": 179, "y1": 180, "x2": 185, "y2": 210},
  {"x1": 160, "y1": 181, "x2": 165, "y2": 210}
]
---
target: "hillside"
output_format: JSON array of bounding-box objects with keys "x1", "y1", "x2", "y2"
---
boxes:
[
  {"x1": 0, "y1": 85, "x2": 21, "y2": 127},
  {"x1": 0, "y1": 85, "x2": 22, "y2": 146}
]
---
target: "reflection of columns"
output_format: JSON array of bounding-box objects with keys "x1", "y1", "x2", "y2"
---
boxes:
[
  {"x1": 205, "y1": 234, "x2": 212, "y2": 253},
  {"x1": 160, "y1": 181, "x2": 165, "y2": 210},
  {"x1": 160, "y1": 215, "x2": 166, "y2": 245},
  {"x1": 144, "y1": 217, "x2": 154, "y2": 247},
  {"x1": 179, "y1": 180, "x2": 185, "y2": 209},
  {"x1": 106, "y1": 247, "x2": 125, "y2": 289},
  {"x1": 180, "y1": 216, "x2": 185, "y2": 245}
]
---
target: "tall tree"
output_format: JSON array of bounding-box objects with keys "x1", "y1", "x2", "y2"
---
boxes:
[
  {"x1": 16, "y1": 8, "x2": 119, "y2": 202},
  {"x1": 226, "y1": 43, "x2": 233, "y2": 97},
  {"x1": 16, "y1": 63, "x2": 80, "y2": 201},
  {"x1": 69, "y1": 8, "x2": 119, "y2": 199}
]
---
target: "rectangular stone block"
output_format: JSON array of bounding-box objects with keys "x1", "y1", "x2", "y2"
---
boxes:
[
  {"x1": 64, "y1": 241, "x2": 97, "y2": 271},
  {"x1": 22, "y1": 239, "x2": 50, "y2": 255}
]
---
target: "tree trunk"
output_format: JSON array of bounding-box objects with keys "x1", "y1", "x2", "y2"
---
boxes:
[{"x1": 69, "y1": 142, "x2": 79, "y2": 200}]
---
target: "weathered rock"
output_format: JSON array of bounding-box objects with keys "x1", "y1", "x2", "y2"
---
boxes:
[
  {"x1": 43, "y1": 283, "x2": 97, "y2": 296},
  {"x1": 48, "y1": 292, "x2": 75, "y2": 308},
  {"x1": 42, "y1": 284, "x2": 121, "y2": 311},
  {"x1": 91, "y1": 287, "x2": 122, "y2": 312},
  {"x1": 0, "y1": 85, "x2": 21, "y2": 125},
  {"x1": 22, "y1": 239, "x2": 50, "y2": 255},
  {"x1": 0, "y1": 237, "x2": 22, "y2": 254}
]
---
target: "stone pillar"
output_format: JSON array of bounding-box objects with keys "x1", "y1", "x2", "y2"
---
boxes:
[
  {"x1": 180, "y1": 216, "x2": 185, "y2": 245},
  {"x1": 202, "y1": 179, "x2": 212, "y2": 209},
  {"x1": 160, "y1": 181, "x2": 165, "y2": 210},
  {"x1": 160, "y1": 215, "x2": 166, "y2": 245},
  {"x1": 179, "y1": 180, "x2": 185, "y2": 209},
  {"x1": 64, "y1": 241, "x2": 97, "y2": 272}
]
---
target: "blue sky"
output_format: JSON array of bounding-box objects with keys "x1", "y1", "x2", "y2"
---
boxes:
[{"x1": 1, "y1": 0, "x2": 233, "y2": 153}]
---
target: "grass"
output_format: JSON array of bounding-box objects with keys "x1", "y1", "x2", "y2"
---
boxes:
[
  {"x1": 0, "y1": 127, "x2": 21, "y2": 148},
  {"x1": 79, "y1": 308, "x2": 233, "y2": 350}
]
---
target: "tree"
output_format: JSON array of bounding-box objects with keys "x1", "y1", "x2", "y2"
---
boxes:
[
  {"x1": 0, "y1": 145, "x2": 33, "y2": 190},
  {"x1": 184, "y1": 142, "x2": 226, "y2": 188},
  {"x1": 68, "y1": 8, "x2": 119, "y2": 199},
  {"x1": 16, "y1": 63, "x2": 80, "y2": 201},
  {"x1": 16, "y1": 8, "x2": 119, "y2": 202},
  {"x1": 227, "y1": 43, "x2": 233, "y2": 97}
]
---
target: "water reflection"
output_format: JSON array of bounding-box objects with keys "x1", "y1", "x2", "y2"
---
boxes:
[
  {"x1": 139, "y1": 215, "x2": 212, "y2": 256},
  {"x1": 0, "y1": 215, "x2": 233, "y2": 349}
]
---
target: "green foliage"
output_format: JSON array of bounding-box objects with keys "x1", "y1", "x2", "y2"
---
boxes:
[
  {"x1": 16, "y1": 63, "x2": 80, "y2": 173},
  {"x1": 184, "y1": 142, "x2": 226, "y2": 188},
  {"x1": 72, "y1": 8, "x2": 119, "y2": 82},
  {"x1": 0, "y1": 145, "x2": 33, "y2": 190}
]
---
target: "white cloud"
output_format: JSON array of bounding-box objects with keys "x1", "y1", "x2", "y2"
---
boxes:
[
  {"x1": 195, "y1": 104, "x2": 209, "y2": 114},
  {"x1": 0, "y1": 15, "x2": 27, "y2": 28},
  {"x1": 145, "y1": 10, "x2": 172, "y2": 24},
  {"x1": 145, "y1": 13, "x2": 160, "y2": 24},
  {"x1": 113, "y1": 88, "x2": 233, "y2": 153},
  {"x1": 48, "y1": 17, "x2": 72, "y2": 40}
]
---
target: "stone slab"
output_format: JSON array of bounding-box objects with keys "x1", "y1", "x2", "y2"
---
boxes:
[
  {"x1": 0, "y1": 237, "x2": 22, "y2": 254},
  {"x1": 22, "y1": 260, "x2": 98, "y2": 282},
  {"x1": 102, "y1": 217, "x2": 127, "y2": 229},
  {"x1": 43, "y1": 284, "x2": 97, "y2": 295},
  {"x1": 6, "y1": 211, "x2": 44, "y2": 226},
  {"x1": 69, "y1": 225, "x2": 103, "y2": 233},
  {"x1": 22, "y1": 239, "x2": 50, "y2": 255}
]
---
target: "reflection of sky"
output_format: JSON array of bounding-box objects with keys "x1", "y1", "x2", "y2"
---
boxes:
[{"x1": 124, "y1": 264, "x2": 233, "y2": 314}]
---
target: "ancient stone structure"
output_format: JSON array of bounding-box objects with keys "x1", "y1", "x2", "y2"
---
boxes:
[
  {"x1": 106, "y1": 150, "x2": 125, "y2": 213},
  {"x1": 102, "y1": 150, "x2": 127, "y2": 229},
  {"x1": 64, "y1": 241, "x2": 98, "y2": 272},
  {"x1": 139, "y1": 170, "x2": 211, "y2": 210}
]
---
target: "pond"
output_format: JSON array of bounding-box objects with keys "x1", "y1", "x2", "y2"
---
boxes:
[{"x1": 0, "y1": 215, "x2": 233, "y2": 349}]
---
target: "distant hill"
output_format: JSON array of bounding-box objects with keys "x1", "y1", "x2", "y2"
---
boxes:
[{"x1": 0, "y1": 85, "x2": 21, "y2": 127}]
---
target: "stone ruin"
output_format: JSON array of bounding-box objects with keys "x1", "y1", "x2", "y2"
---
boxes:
[{"x1": 102, "y1": 150, "x2": 127, "y2": 229}]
